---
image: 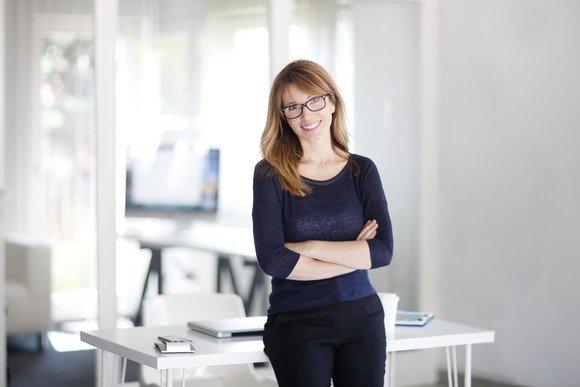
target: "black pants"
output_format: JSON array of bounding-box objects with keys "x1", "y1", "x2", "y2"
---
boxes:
[{"x1": 263, "y1": 293, "x2": 387, "y2": 387}]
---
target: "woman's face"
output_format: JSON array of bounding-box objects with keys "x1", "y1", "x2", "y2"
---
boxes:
[{"x1": 281, "y1": 83, "x2": 335, "y2": 143}]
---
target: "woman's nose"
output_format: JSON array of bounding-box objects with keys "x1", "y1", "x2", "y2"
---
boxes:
[{"x1": 301, "y1": 107, "x2": 315, "y2": 122}]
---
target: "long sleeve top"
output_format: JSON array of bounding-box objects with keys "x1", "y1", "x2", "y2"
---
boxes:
[{"x1": 251, "y1": 153, "x2": 393, "y2": 316}]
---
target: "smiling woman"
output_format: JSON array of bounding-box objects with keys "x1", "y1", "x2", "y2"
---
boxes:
[
  {"x1": 252, "y1": 60, "x2": 394, "y2": 387},
  {"x1": 283, "y1": 90, "x2": 331, "y2": 136},
  {"x1": 260, "y1": 60, "x2": 351, "y2": 197}
]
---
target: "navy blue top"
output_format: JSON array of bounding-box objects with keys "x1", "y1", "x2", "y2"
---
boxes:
[{"x1": 251, "y1": 153, "x2": 394, "y2": 316}]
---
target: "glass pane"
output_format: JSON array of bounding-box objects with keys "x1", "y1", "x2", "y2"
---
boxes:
[
  {"x1": 118, "y1": 0, "x2": 269, "y2": 225},
  {"x1": 116, "y1": 0, "x2": 270, "y2": 325},
  {"x1": 290, "y1": 0, "x2": 355, "y2": 138},
  {"x1": 39, "y1": 35, "x2": 96, "y2": 293}
]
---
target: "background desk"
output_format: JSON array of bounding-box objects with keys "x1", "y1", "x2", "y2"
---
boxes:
[
  {"x1": 122, "y1": 220, "x2": 267, "y2": 325},
  {"x1": 81, "y1": 318, "x2": 495, "y2": 387}
]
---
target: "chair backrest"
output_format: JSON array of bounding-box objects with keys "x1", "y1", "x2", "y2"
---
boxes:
[
  {"x1": 4, "y1": 234, "x2": 52, "y2": 284},
  {"x1": 140, "y1": 293, "x2": 255, "y2": 385},
  {"x1": 4, "y1": 234, "x2": 52, "y2": 334},
  {"x1": 142, "y1": 292, "x2": 246, "y2": 327}
]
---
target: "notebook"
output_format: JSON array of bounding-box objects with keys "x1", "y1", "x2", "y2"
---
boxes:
[{"x1": 396, "y1": 310, "x2": 435, "y2": 326}]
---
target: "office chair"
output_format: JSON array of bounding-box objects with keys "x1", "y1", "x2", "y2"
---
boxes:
[
  {"x1": 141, "y1": 292, "x2": 277, "y2": 387},
  {"x1": 4, "y1": 234, "x2": 52, "y2": 351}
]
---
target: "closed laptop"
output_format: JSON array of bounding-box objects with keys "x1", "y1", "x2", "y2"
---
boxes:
[{"x1": 187, "y1": 316, "x2": 267, "y2": 338}]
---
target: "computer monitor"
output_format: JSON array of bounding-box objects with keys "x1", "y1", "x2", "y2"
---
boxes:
[{"x1": 125, "y1": 145, "x2": 219, "y2": 218}]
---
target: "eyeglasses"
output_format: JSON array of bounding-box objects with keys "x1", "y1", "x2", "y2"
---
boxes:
[{"x1": 282, "y1": 94, "x2": 330, "y2": 119}]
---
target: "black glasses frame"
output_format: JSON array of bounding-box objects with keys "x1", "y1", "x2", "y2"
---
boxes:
[{"x1": 282, "y1": 94, "x2": 330, "y2": 119}]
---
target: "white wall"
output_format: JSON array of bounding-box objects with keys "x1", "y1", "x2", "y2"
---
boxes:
[
  {"x1": 354, "y1": 0, "x2": 420, "y2": 310},
  {"x1": 0, "y1": 0, "x2": 6, "y2": 384},
  {"x1": 438, "y1": 1, "x2": 580, "y2": 385},
  {"x1": 353, "y1": 1, "x2": 439, "y2": 386}
]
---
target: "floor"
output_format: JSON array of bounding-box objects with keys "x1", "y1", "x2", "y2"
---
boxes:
[{"x1": 7, "y1": 333, "x2": 99, "y2": 387}]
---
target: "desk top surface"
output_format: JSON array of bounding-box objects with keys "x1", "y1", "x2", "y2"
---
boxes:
[{"x1": 81, "y1": 318, "x2": 495, "y2": 370}]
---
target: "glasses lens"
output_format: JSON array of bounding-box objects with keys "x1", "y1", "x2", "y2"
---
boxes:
[
  {"x1": 306, "y1": 96, "x2": 326, "y2": 112},
  {"x1": 284, "y1": 105, "x2": 302, "y2": 119}
]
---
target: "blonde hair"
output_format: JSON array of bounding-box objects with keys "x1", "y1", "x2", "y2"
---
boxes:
[{"x1": 260, "y1": 59, "x2": 353, "y2": 197}]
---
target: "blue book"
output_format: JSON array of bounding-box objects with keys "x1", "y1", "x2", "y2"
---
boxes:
[{"x1": 396, "y1": 310, "x2": 435, "y2": 326}]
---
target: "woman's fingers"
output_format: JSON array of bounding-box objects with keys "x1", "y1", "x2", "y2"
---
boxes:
[
  {"x1": 356, "y1": 221, "x2": 369, "y2": 240},
  {"x1": 361, "y1": 224, "x2": 378, "y2": 239},
  {"x1": 357, "y1": 220, "x2": 378, "y2": 240},
  {"x1": 356, "y1": 220, "x2": 374, "y2": 240}
]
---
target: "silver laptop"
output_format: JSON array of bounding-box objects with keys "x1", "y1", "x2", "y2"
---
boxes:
[{"x1": 187, "y1": 316, "x2": 267, "y2": 338}]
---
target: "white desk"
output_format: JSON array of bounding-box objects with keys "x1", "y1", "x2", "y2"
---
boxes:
[{"x1": 81, "y1": 318, "x2": 494, "y2": 387}]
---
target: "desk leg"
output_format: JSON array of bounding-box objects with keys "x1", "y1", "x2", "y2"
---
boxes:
[
  {"x1": 120, "y1": 357, "x2": 127, "y2": 385},
  {"x1": 217, "y1": 255, "x2": 240, "y2": 295},
  {"x1": 445, "y1": 346, "x2": 461, "y2": 387},
  {"x1": 99, "y1": 349, "x2": 106, "y2": 387},
  {"x1": 452, "y1": 346, "x2": 459, "y2": 387},
  {"x1": 464, "y1": 344, "x2": 472, "y2": 387},
  {"x1": 216, "y1": 256, "x2": 266, "y2": 315},
  {"x1": 216, "y1": 255, "x2": 222, "y2": 292},
  {"x1": 134, "y1": 247, "x2": 163, "y2": 326},
  {"x1": 244, "y1": 259, "x2": 264, "y2": 315},
  {"x1": 445, "y1": 346, "x2": 452, "y2": 387},
  {"x1": 109, "y1": 354, "x2": 124, "y2": 387},
  {"x1": 160, "y1": 369, "x2": 166, "y2": 387},
  {"x1": 111, "y1": 353, "x2": 117, "y2": 386},
  {"x1": 166, "y1": 369, "x2": 174, "y2": 387},
  {"x1": 98, "y1": 350, "x2": 120, "y2": 387}
]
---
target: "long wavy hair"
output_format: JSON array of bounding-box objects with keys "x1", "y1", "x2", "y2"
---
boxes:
[{"x1": 260, "y1": 59, "x2": 354, "y2": 197}]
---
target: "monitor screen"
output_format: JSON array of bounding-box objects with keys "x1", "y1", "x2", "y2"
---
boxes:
[{"x1": 125, "y1": 145, "x2": 219, "y2": 216}]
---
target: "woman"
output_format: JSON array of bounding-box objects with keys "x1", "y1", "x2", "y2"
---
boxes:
[{"x1": 252, "y1": 59, "x2": 394, "y2": 387}]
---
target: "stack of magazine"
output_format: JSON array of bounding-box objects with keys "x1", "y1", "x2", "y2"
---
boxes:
[{"x1": 395, "y1": 310, "x2": 435, "y2": 326}]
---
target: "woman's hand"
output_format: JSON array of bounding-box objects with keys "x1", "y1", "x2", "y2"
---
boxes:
[{"x1": 356, "y1": 219, "x2": 378, "y2": 241}]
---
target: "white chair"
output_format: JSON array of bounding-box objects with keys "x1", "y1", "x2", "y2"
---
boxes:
[
  {"x1": 4, "y1": 234, "x2": 52, "y2": 349},
  {"x1": 141, "y1": 293, "x2": 277, "y2": 387}
]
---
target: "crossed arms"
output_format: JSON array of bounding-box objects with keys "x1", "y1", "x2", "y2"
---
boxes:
[
  {"x1": 252, "y1": 159, "x2": 394, "y2": 282},
  {"x1": 283, "y1": 220, "x2": 378, "y2": 280}
]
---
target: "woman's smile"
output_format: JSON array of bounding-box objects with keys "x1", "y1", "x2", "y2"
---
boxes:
[{"x1": 300, "y1": 120, "x2": 322, "y2": 131}]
